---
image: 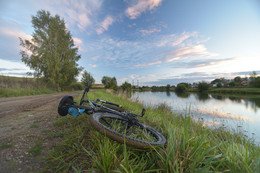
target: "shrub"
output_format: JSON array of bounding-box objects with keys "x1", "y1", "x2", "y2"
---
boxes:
[
  {"x1": 175, "y1": 83, "x2": 187, "y2": 93},
  {"x1": 198, "y1": 82, "x2": 209, "y2": 93}
]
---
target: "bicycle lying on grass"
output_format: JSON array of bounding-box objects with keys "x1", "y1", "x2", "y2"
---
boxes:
[{"x1": 58, "y1": 82, "x2": 166, "y2": 149}]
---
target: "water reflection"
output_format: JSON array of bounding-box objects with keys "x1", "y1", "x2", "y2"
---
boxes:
[
  {"x1": 130, "y1": 91, "x2": 260, "y2": 143},
  {"x1": 175, "y1": 91, "x2": 190, "y2": 98},
  {"x1": 195, "y1": 93, "x2": 210, "y2": 102}
]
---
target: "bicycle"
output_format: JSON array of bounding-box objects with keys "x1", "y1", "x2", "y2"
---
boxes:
[{"x1": 58, "y1": 82, "x2": 166, "y2": 149}]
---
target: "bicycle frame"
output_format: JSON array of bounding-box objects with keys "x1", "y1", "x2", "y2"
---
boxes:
[{"x1": 78, "y1": 83, "x2": 143, "y2": 125}]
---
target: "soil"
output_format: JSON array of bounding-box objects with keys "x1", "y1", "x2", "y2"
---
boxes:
[{"x1": 0, "y1": 91, "x2": 81, "y2": 173}]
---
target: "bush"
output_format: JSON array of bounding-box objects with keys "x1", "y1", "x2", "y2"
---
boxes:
[
  {"x1": 198, "y1": 82, "x2": 209, "y2": 93},
  {"x1": 121, "y1": 82, "x2": 132, "y2": 91},
  {"x1": 175, "y1": 83, "x2": 187, "y2": 93}
]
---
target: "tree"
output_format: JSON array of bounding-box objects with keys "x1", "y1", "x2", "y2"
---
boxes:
[
  {"x1": 198, "y1": 82, "x2": 209, "y2": 93},
  {"x1": 166, "y1": 84, "x2": 170, "y2": 91},
  {"x1": 250, "y1": 71, "x2": 257, "y2": 81},
  {"x1": 102, "y1": 76, "x2": 117, "y2": 89},
  {"x1": 81, "y1": 70, "x2": 95, "y2": 87},
  {"x1": 175, "y1": 83, "x2": 187, "y2": 93},
  {"x1": 121, "y1": 81, "x2": 132, "y2": 91},
  {"x1": 20, "y1": 10, "x2": 81, "y2": 90}
]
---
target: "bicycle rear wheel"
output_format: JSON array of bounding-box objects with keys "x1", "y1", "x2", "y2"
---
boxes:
[{"x1": 90, "y1": 112, "x2": 166, "y2": 149}]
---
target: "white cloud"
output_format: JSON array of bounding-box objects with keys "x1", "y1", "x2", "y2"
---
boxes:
[
  {"x1": 157, "y1": 31, "x2": 198, "y2": 47},
  {"x1": 0, "y1": 59, "x2": 32, "y2": 77},
  {"x1": 165, "y1": 44, "x2": 218, "y2": 62},
  {"x1": 127, "y1": 74, "x2": 156, "y2": 80},
  {"x1": 49, "y1": 0, "x2": 103, "y2": 31},
  {"x1": 96, "y1": 16, "x2": 115, "y2": 34},
  {"x1": 0, "y1": 27, "x2": 32, "y2": 41},
  {"x1": 139, "y1": 27, "x2": 161, "y2": 35},
  {"x1": 172, "y1": 31, "x2": 198, "y2": 46},
  {"x1": 77, "y1": 13, "x2": 92, "y2": 30},
  {"x1": 73, "y1": 37, "x2": 83, "y2": 50},
  {"x1": 125, "y1": 0, "x2": 163, "y2": 19},
  {"x1": 135, "y1": 60, "x2": 162, "y2": 67}
]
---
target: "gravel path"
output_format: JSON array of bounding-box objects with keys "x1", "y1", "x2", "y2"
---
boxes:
[{"x1": 0, "y1": 91, "x2": 81, "y2": 173}]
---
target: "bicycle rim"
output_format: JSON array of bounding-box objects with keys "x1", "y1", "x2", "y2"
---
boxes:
[{"x1": 90, "y1": 112, "x2": 166, "y2": 149}]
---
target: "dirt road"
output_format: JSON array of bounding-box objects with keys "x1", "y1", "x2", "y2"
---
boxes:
[{"x1": 0, "y1": 91, "x2": 81, "y2": 173}]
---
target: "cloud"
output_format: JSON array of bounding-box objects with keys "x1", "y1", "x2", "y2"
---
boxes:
[
  {"x1": 139, "y1": 27, "x2": 161, "y2": 35},
  {"x1": 157, "y1": 31, "x2": 198, "y2": 47},
  {"x1": 165, "y1": 44, "x2": 218, "y2": 63},
  {"x1": 144, "y1": 70, "x2": 260, "y2": 86},
  {"x1": 50, "y1": 0, "x2": 103, "y2": 31},
  {"x1": 0, "y1": 59, "x2": 32, "y2": 77},
  {"x1": 89, "y1": 64, "x2": 97, "y2": 68},
  {"x1": 135, "y1": 60, "x2": 162, "y2": 67},
  {"x1": 77, "y1": 13, "x2": 92, "y2": 30},
  {"x1": 170, "y1": 58, "x2": 237, "y2": 69},
  {"x1": 0, "y1": 27, "x2": 32, "y2": 41},
  {"x1": 172, "y1": 31, "x2": 198, "y2": 46},
  {"x1": 96, "y1": 16, "x2": 115, "y2": 34},
  {"x1": 73, "y1": 37, "x2": 83, "y2": 50},
  {"x1": 125, "y1": 0, "x2": 163, "y2": 19},
  {"x1": 127, "y1": 74, "x2": 156, "y2": 81}
]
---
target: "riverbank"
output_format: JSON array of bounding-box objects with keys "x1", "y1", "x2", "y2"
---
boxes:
[
  {"x1": 208, "y1": 88, "x2": 260, "y2": 94},
  {"x1": 46, "y1": 89, "x2": 260, "y2": 172},
  {"x1": 133, "y1": 87, "x2": 260, "y2": 95}
]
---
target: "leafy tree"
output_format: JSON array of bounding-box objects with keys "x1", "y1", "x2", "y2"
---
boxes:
[
  {"x1": 250, "y1": 71, "x2": 257, "y2": 81},
  {"x1": 198, "y1": 82, "x2": 209, "y2": 93},
  {"x1": 20, "y1": 10, "x2": 81, "y2": 90},
  {"x1": 234, "y1": 76, "x2": 242, "y2": 83},
  {"x1": 102, "y1": 76, "x2": 117, "y2": 89},
  {"x1": 211, "y1": 79, "x2": 221, "y2": 84},
  {"x1": 81, "y1": 70, "x2": 95, "y2": 87},
  {"x1": 121, "y1": 81, "x2": 132, "y2": 91},
  {"x1": 217, "y1": 82, "x2": 222, "y2": 88},
  {"x1": 166, "y1": 84, "x2": 171, "y2": 91},
  {"x1": 175, "y1": 83, "x2": 187, "y2": 93},
  {"x1": 251, "y1": 77, "x2": 260, "y2": 88}
]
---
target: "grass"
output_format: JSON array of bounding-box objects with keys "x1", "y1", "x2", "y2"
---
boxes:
[
  {"x1": 28, "y1": 140, "x2": 43, "y2": 156},
  {"x1": 46, "y1": 89, "x2": 260, "y2": 172},
  {"x1": 0, "y1": 143, "x2": 12, "y2": 149}
]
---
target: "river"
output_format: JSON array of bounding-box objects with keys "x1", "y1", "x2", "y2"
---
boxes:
[{"x1": 130, "y1": 91, "x2": 260, "y2": 143}]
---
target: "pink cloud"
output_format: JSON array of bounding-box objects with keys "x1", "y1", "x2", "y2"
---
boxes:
[
  {"x1": 126, "y1": 0, "x2": 163, "y2": 19},
  {"x1": 0, "y1": 27, "x2": 32, "y2": 41},
  {"x1": 96, "y1": 16, "x2": 115, "y2": 34}
]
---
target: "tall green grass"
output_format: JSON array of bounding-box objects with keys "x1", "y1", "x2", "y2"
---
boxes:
[{"x1": 46, "y1": 89, "x2": 260, "y2": 172}]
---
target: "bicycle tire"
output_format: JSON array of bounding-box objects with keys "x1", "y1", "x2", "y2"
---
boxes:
[{"x1": 90, "y1": 112, "x2": 166, "y2": 149}]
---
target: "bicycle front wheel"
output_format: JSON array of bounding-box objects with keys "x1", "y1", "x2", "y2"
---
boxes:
[{"x1": 90, "y1": 112, "x2": 166, "y2": 149}]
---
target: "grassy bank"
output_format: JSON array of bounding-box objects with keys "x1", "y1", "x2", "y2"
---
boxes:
[
  {"x1": 208, "y1": 88, "x2": 260, "y2": 95},
  {"x1": 46, "y1": 90, "x2": 260, "y2": 172}
]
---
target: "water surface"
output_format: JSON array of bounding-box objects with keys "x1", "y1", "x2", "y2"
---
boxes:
[{"x1": 130, "y1": 91, "x2": 260, "y2": 143}]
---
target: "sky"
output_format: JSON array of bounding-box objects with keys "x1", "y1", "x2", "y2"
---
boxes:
[{"x1": 0, "y1": 0, "x2": 260, "y2": 86}]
